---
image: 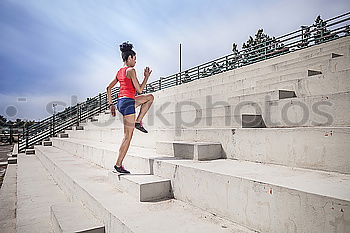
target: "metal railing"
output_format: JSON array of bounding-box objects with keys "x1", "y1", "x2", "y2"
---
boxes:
[{"x1": 18, "y1": 12, "x2": 350, "y2": 152}]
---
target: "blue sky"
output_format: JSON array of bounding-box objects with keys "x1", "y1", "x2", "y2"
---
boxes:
[{"x1": 0, "y1": 0, "x2": 349, "y2": 121}]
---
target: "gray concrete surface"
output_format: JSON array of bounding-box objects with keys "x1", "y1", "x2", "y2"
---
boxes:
[
  {"x1": 51, "y1": 203, "x2": 105, "y2": 233},
  {"x1": 16, "y1": 154, "x2": 68, "y2": 233},
  {"x1": 0, "y1": 164, "x2": 17, "y2": 233},
  {"x1": 35, "y1": 145, "x2": 255, "y2": 233}
]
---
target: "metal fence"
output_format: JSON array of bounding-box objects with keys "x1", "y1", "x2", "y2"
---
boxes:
[{"x1": 18, "y1": 12, "x2": 350, "y2": 152}]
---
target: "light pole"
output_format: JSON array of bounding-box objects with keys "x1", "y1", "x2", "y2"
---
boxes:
[
  {"x1": 179, "y1": 43, "x2": 182, "y2": 82},
  {"x1": 52, "y1": 103, "x2": 57, "y2": 115}
]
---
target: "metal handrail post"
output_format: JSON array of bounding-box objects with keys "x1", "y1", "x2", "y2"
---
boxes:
[
  {"x1": 99, "y1": 93, "x2": 102, "y2": 113},
  {"x1": 25, "y1": 124, "x2": 28, "y2": 149}
]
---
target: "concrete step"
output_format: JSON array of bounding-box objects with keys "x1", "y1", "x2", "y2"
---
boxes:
[
  {"x1": 35, "y1": 145, "x2": 254, "y2": 233},
  {"x1": 56, "y1": 126, "x2": 350, "y2": 174},
  {"x1": 95, "y1": 86, "x2": 350, "y2": 128},
  {"x1": 174, "y1": 63, "x2": 332, "y2": 101},
  {"x1": 194, "y1": 68, "x2": 350, "y2": 100},
  {"x1": 156, "y1": 141, "x2": 223, "y2": 160},
  {"x1": 257, "y1": 68, "x2": 350, "y2": 97},
  {"x1": 108, "y1": 173, "x2": 172, "y2": 202},
  {"x1": 153, "y1": 91, "x2": 350, "y2": 128},
  {"x1": 152, "y1": 156, "x2": 350, "y2": 233},
  {"x1": 45, "y1": 138, "x2": 350, "y2": 233},
  {"x1": 228, "y1": 89, "x2": 297, "y2": 102},
  {"x1": 50, "y1": 203, "x2": 105, "y2": 233},
  {"x1": 161, "y1": 39, "x2": 350, "y2": 97},
  {"x1": 98, "y1": 94, "x2": 335, "y2": 128},
  {"x1": 161, "y1": 46, "x2": 350, "y2": 99}
]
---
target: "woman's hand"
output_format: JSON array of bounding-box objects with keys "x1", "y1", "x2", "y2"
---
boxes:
[
  {"x1": 110, "y1": 105, "x2": 116, "y2": 117},
  {"x1": 144, "y1": 67, "x2": 152, "y2": 79}
]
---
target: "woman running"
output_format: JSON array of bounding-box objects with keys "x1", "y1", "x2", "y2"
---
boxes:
[{"x1": 106, "y1": 41, "x2": 154, "y2": 174}]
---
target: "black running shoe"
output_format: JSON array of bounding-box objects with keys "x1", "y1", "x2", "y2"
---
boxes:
[
  {"x1": 114, "y1": 165, "x2": 130, "y2": 174},
  {"x1": 135, "y1": 122, "x2": 148, "y2": 133}
]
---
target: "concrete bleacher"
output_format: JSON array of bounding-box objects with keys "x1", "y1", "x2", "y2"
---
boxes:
[{"x1": 14, "y1": 36, "x2": 350, "y2": 232}]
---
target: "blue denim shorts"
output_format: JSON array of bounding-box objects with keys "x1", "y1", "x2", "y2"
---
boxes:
[{"x1": 116, "y1": 97, "x2": 136, "y2": 116}]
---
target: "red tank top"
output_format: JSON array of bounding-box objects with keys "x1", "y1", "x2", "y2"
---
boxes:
[{"x1": 117, "y1": 66, "x2": 136, "y2": 99}]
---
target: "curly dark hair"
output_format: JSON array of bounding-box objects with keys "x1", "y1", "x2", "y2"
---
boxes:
[{"x1": 119, "y1": 41, "x2": 136, "y2": 62}]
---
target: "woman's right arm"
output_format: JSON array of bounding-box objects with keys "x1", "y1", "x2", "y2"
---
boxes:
[{"x1": 106, "y1": 77, "x2": 118, "y2": 116}]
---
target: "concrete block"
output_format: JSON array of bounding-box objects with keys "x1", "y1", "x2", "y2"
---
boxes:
[
  {"x1": 241, "y1": 114, "x2": 266, "y2": 128},
  {"x1": 75, "y1": 126, "x2": 84, "y2": 130},
  {"x1": 7, "y1": 157, "x2": 17, "y2": 164},
  {"x1": 108, "y1": 173, "x2": 172, "y2": 202},
  {"x1": 308, "y1": 69, "x2": 322, "y2": 76},
  {"x1": 0, "y1": 161, "x2": 7, "y2": 167},
  {"x1": 25, "y1": 149, "x2": 35, "y2": 155},
  {"x1": 51, "y1": 203, "x2": 105, "y2": 233},
  {"x1": 331, "y1": 53, "x2": 343, "y2": 58},
  {"x1": 43, "y1": 141, "x2": 52, "y2": 146},
  {"x1": 156, "y1": 141, "x2": 223, "y2": 160},
  {"x1": 11, "y1": 144, "x2": 18, "y2": 157},
  {"x1": 58, "y1": 133, "x2": 69, "y2": 138},
  {"x1": 279, "y1": 90, "x2": 297, "y2": 99}
]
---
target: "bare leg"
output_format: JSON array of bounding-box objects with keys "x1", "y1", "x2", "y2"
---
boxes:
[
  {"x1": 116, "y1": 114, "x2": 135, "y2": 166},
  {"x1": 135, "y1": 94, "x2": 154, "y2": 123}
]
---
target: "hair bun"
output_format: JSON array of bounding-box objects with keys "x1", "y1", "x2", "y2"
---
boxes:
[{"x1": 120, "y1": 41, "x2": 133, "y2": 52}]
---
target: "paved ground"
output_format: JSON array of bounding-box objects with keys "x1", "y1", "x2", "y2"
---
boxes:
[
  {"x1": 0, "y1": 143, "x2": 14, "y2": 188},
  {"x1": 17, "y1": 154, "x2": 68, "y2": 233},
  {"x1": 0, "y1": 164, "x2": 17, "y2": 233}
]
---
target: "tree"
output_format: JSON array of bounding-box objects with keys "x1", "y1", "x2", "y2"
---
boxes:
[
  {"x1": 0, "y1": 115, "x2": 6, "y2": 126},
  {"x1": 313, "y1": 15, "x2": 338, "y2": 44},
  {"x1": 240, "y1": 29, "x2": 288, "y2": 64}
]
